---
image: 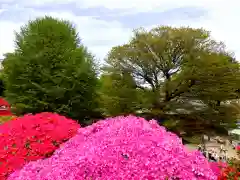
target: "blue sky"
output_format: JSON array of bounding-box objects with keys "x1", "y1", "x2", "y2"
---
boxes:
[{"x1": 0, "y1": 0, "x2": 239, "y2": 61}]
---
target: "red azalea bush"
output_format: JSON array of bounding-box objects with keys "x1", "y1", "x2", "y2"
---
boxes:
[
  {"x1": 211, "y1": 159, "x2": 240, "y2": 180},
  {"x1": 218, "y1": 165, "x2": 240, "y2": 180},
  {"x1": 0, "y1": 98, "x2": 12, "y2": 116},
  {"x1": 0, "y1": 112, "x2": 80, "y2": 179}
]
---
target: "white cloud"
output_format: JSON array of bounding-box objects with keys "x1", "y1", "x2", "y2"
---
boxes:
[
  {"x1": 44, "y1": 11, "x2": 132, "y2": 59},
  {"x1": 15, "y1": 0, "x2": 217, "y2": 12},
  {"x1": 0, "y1": 0, "x2": 240, "y2": 60},
  {"x1": 0, "y1": 21, "x2": 22, "y2": 58},
  {"x1": 0, "y1": 10, "x2": 132, "y2": 60}
]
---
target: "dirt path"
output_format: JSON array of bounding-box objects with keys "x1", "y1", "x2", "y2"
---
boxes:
[
  {"x1": 185, "y1": 138, "x2": 239, "y2": 159},
  {"x1": 204, "y1": 141, "x2": 238, "y2": 159}
]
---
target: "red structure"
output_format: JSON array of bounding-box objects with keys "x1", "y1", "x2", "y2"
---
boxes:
[{"x1": 0, "y1": 98, "x2": 12, "y2": 116}]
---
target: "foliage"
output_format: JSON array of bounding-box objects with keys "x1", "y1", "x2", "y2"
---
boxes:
[
  {"x1": 104, "y1": 26, "x2": 240, "y2": 135},
  {"x1": 182, "y1": 135, "x2": 201, "y2": 144},
  {"x1": 2, "y1": 16, "x2": 99, "y2": 124},
  {"x1": 0, "y1": 116, "x2": 15, "y2": 124},
  {"x1": 8, "y1": 116, "x2": 216, "y2": 180},
  {"x1": 0, "y1": 112, "x2": 80, "y2": 179},
  {"x1": 98, "y1": 71, "x2": 139, "y2": 116}
]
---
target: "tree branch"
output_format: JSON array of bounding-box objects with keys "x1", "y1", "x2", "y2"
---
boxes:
[{"x1": 169, "y1": 79, "x2": 195, "y2": 100}]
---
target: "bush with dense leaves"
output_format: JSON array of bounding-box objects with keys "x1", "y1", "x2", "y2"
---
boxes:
[
  {"x1": 8, "y1": 115, "x2": 217, "y2": 180},
  {"x1": 0, "y1": 112, "x2": 80, "y2": 179}
]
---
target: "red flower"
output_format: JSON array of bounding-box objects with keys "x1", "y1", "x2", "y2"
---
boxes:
[
  {"x1": 0, "y1": 112, "x2": 80, "y2": 179},
  {"x1": 218, "y1": 165, "x2": 240, "y2": 180}
]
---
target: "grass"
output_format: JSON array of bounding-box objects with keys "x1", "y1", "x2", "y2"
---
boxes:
[
  {"x1": 0, "y1": 116, "x2": 15, "y2": 124},
  {"x1": 183, "y1": 135, "x2": 201, "y2": 145}
]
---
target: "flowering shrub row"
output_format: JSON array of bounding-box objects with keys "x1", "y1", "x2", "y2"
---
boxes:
[
  {"x1": 0, "y1": 112, "x2": 80, "y2": 179},
  {"x1": 8, "y1": 115, "x2": 217, "y2": 180}
]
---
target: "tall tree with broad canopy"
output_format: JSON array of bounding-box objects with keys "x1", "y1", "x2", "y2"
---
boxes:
[
  {"x1": 2, "y1": 16, "x2": 99, "y2": 124},
  {"x1": 104, "y1": 26, "x2": 240, "y2": 136}
]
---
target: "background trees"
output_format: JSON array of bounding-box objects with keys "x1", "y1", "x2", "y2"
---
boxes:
[
  {"x1": 1, "y1": 17, "x2": 240, "y2": 137},
  {"x1": 2, "y1": 16, "x2": 99, "y2": 124},
  {"x1": 102, "y1": 26, "x2": 240, "y2": 136},
  {"x1": 98, "y1": 71, "x2": 139, "y2": 117}
]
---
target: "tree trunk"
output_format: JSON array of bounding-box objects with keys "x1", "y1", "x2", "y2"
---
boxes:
[{"x1": 165, "y1": 73, "x2": 171, "y2": 102}]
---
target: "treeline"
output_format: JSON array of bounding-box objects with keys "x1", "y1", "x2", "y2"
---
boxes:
[{"x1": 1, "y1": 16, "x2": 240, "y2": 137}]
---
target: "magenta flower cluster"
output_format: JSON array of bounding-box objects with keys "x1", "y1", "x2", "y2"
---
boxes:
[{"x1": 8, "y1": 116, "x2": 217, "y2": 180}]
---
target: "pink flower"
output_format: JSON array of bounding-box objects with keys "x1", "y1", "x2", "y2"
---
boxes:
[
  {"x1": 209, "y1": 162, "x2": 227, "y2": 176},
  {"x1": 8, "y1": 116, "x2": 217, "y2": 180}
]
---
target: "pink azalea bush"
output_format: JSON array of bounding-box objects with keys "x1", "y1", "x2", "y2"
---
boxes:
[
  {"x1": 209, "y1": 162, "x2": 227, "y2": 177},
  {"x1": 236, "y1": 145, "x2": 240, "y2": 155},
  {"x1": 209, "y1": 162, "x2": 222, "y2": 177},
  {"x1": 8, "y1": 115, "x2": 217, "y2": 180}
]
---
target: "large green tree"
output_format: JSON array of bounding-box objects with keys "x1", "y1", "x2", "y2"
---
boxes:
[
  {"x1": 104, "y1": 26, "x2": 240, "y2": 135},
  {"x1": 2, "y1": 16, "x2": 99, "y2": 124}
]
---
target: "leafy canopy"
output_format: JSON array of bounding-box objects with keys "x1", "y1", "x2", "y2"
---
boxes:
[
  {"x1": 2, "y1": 16, "x2": 99, "y2": 124},
  {"x1": 98, "y1": 71, "x2": 139, "y2": 116},
  {"x1": 103, "y1": 26, "x2": 240, "y2": 135}
]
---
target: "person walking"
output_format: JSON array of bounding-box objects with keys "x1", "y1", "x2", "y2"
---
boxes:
[
  {"x1": 219, "y1": 145, "x2": 224, "y2": 157},
  {"x1": 214, "y1": 152, "x2": 219, "y2": 162},
  {"x1": 198, "y1": 145, "x2": 202, "y2": 151},
  {"x1": 208, "y1": 150, "x2": 216, "y2": 162},
  {"x1": 203, "y1": 149, "x2": 207, "y2": 158}
]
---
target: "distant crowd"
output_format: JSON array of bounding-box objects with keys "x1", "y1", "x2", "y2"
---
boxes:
[{"x1": 198, "y1": 144, "x2": 228, "y2": 162}]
